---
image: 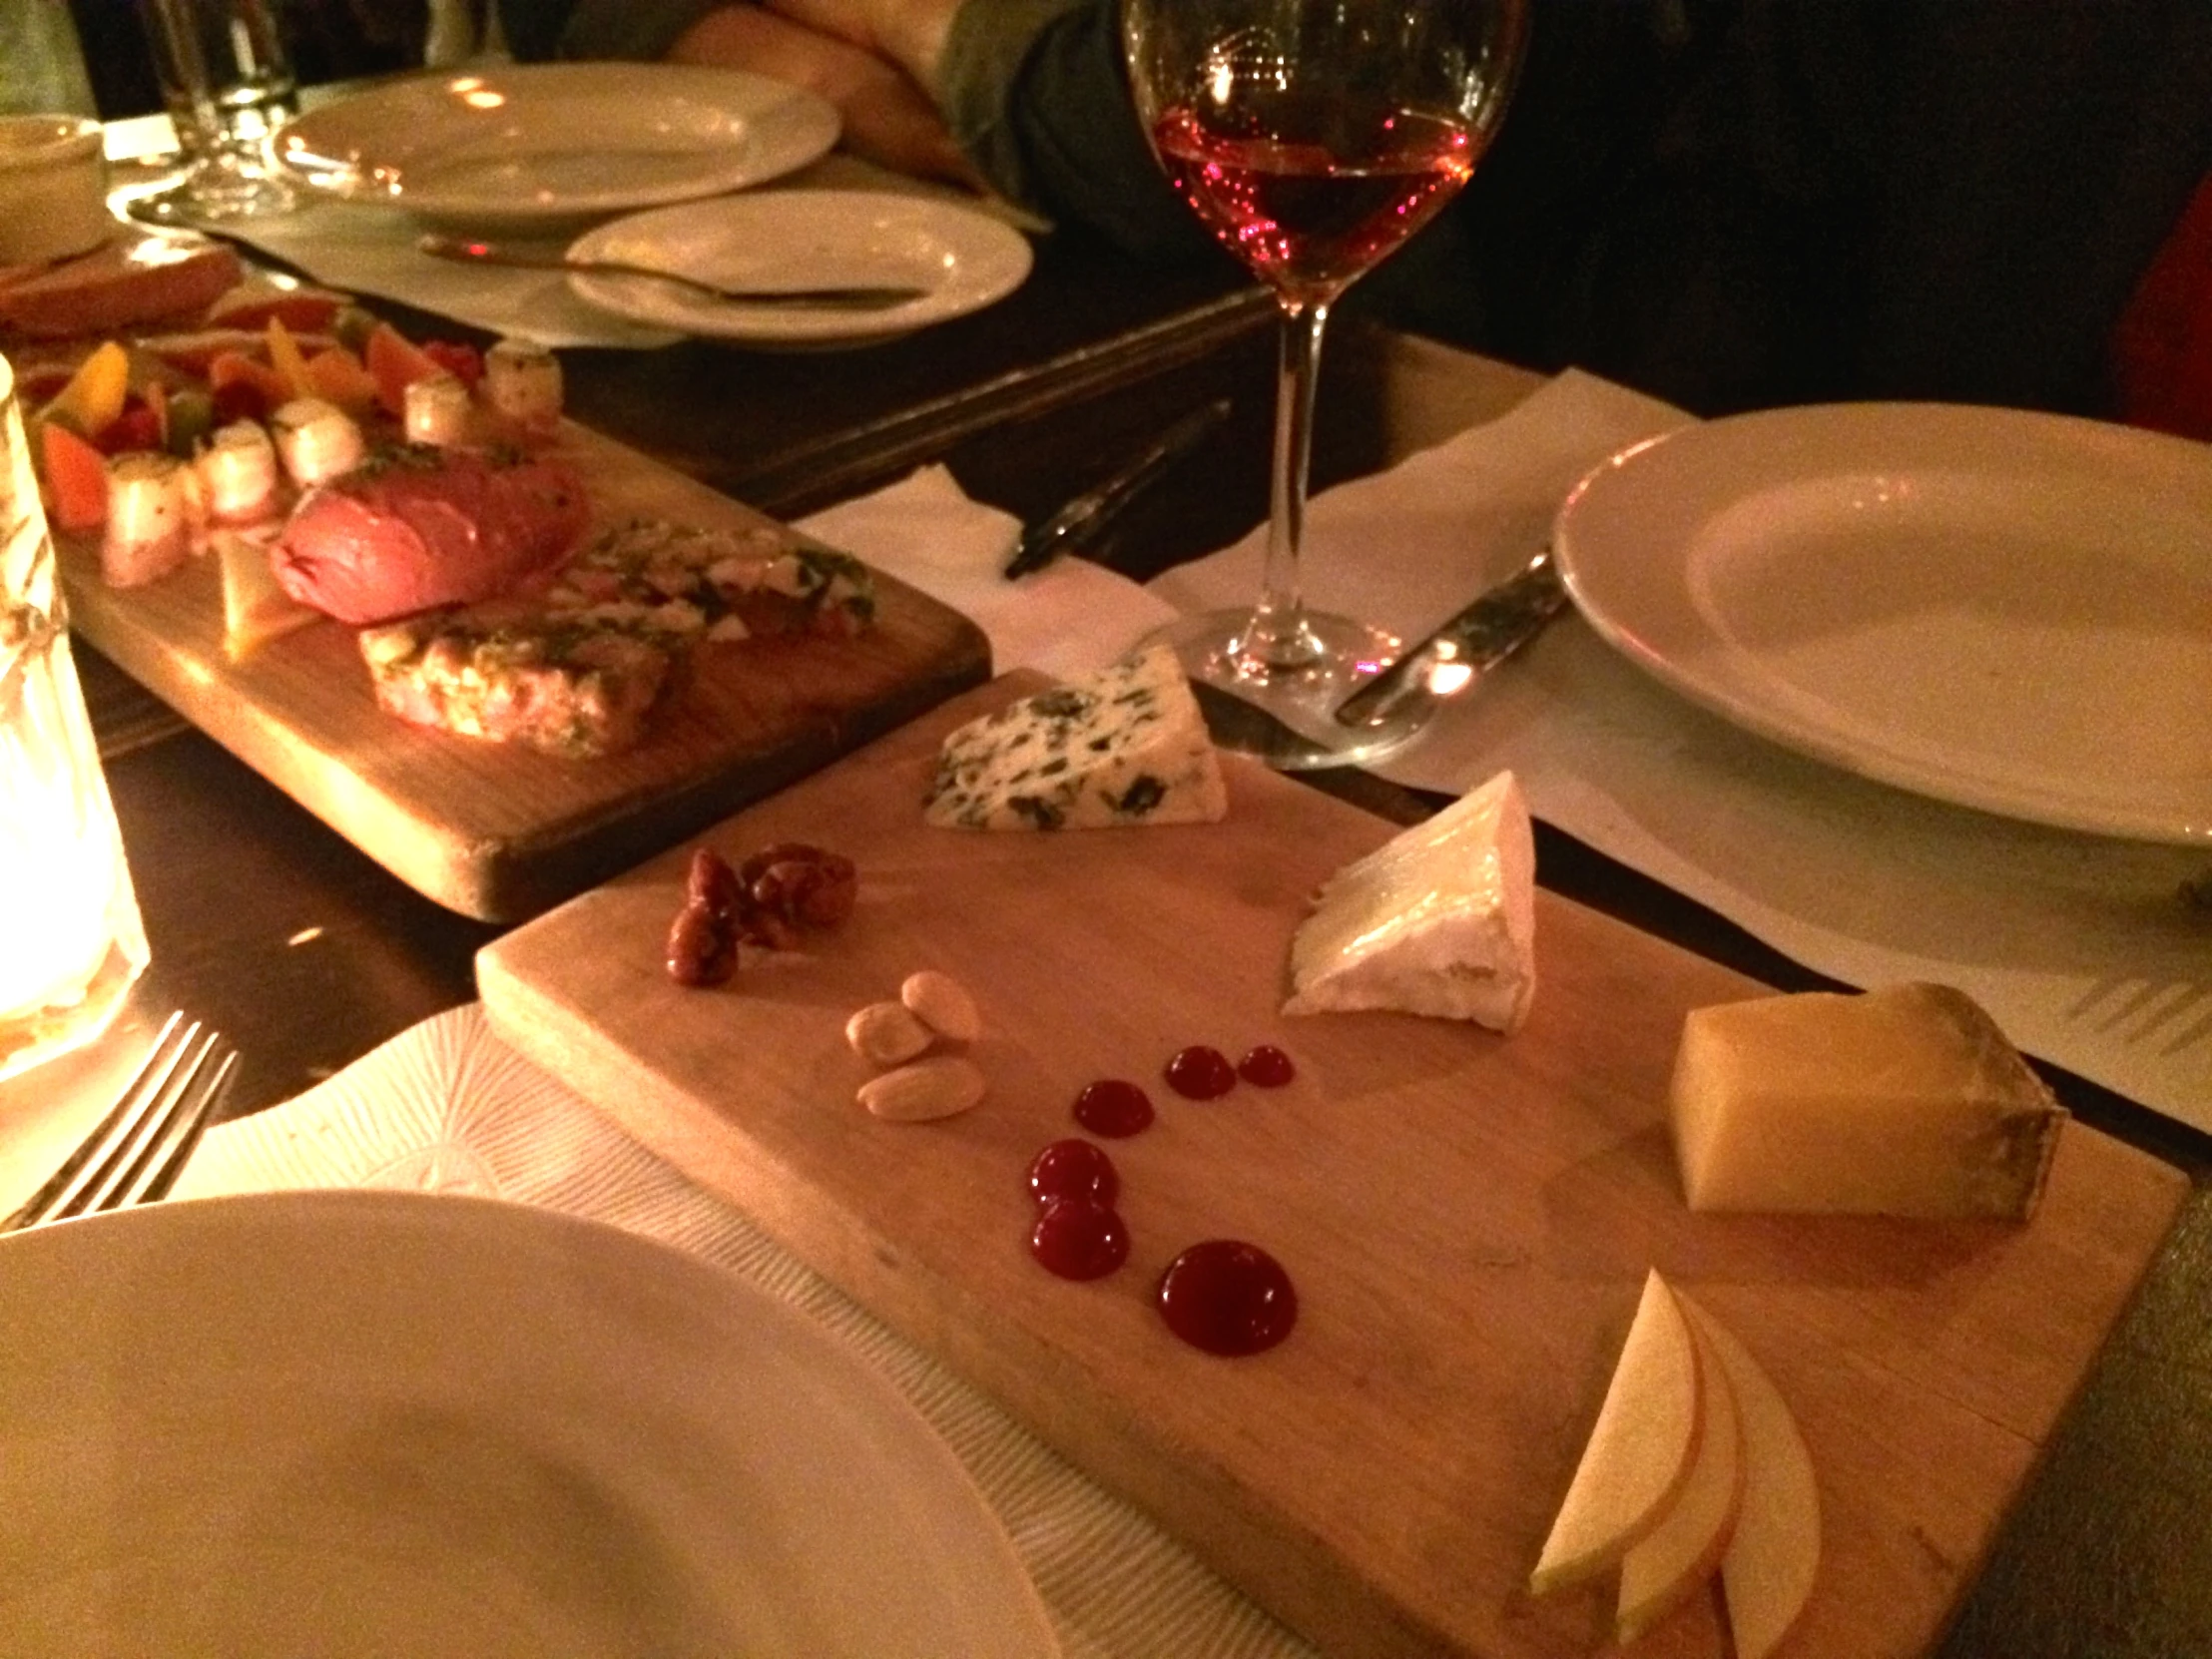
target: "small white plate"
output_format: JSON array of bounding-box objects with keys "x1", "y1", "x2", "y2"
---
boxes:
[
  {"x1": 1553, "y1": 402, "x2": 2212, "y2": 844},
  {"x1": 566, "y1": 190, "x2": 1034, "y2": 347},
  {"x1": 0, "y1": 1190, "x2": 1060, "y2": 1657},
  {"x1": 276, "y1": 64, "x2": 839, "y2": 231}
]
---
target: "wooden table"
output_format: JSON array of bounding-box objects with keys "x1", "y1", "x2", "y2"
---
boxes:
[{"x1": 4, "y1": 255, "x2": 2207, "y2": 1658}]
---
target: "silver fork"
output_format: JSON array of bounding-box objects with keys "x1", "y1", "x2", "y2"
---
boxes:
[{"x1": 1, "y1": 1014, "x2": 238, "y2": 1234}]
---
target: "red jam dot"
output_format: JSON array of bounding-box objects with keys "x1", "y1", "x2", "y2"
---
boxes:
[
  {"x1": 1237, "y1": 1045, "x2": 1296, "y2": 1088},
  {"x1": 1164, "y1": 1044, "x2": 1237, "y2": 1100},
  {"x1": 1074, "y1": 1078, "x2": 1155, "y2": 1137},
  {"x1": 1030, "y1": 1199, "x2": 1130, "y2": 1281},
  {"x1": 1157, "y1": 1240, "x2": 1298, "y2": 1356},
  {"x1": 1026, "y1": 1138, "x2": 1119, "y2": 1209}
]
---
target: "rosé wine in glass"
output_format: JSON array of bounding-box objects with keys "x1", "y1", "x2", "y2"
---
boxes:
[{"x1": 1125, "y1": 0, "x2": 1526, "y2": 768}]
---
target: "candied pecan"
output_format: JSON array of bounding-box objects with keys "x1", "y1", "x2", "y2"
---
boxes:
[
  {"x1": 685, "y1": 845, "x2": 743, "y2": 922},
  {"x1": 666, "y1": 898, "x2": 736, "y2": 986}
]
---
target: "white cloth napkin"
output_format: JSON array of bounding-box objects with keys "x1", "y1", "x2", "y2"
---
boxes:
[
  {"x1": 799, "y1": 463, "x2": 1179, "y2": 680},
  {"x1": 169, "y1": 1003, "x2": 1317, "y2": 1659},
  {"x1": 1152, "y1": 369, "x2": 2211, "y2": 1130}
]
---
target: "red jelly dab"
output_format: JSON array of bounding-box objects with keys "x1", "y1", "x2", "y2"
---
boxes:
[
  {"x1": 1157, "y1": 1240, "x2": 1298, "y2": 1356},
  {"x1": 1237, "y1": 1045, "x2": 1296, "y2": 1087},
  {"x1": 1074, "y1": 1078, "x2": 1155, "y2": 1137},
  {"x1": 1164, "y1": 1044, "x2": 1236, "y2": 1100},
  {"x1": 1030, "y1": 1199, "x2": 1130, "y2": 1281},
  {"x1": 1027, "y1": 1138, "x2": 1119, "y2": 1209}
]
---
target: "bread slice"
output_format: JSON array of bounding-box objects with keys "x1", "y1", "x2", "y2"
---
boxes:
[{"x1": 0, "y1": 227, "x2": 242, "y2": 338}]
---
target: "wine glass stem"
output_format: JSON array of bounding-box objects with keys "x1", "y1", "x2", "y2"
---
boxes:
[{"x1": 1243, "y1": 294, "x2": 1333, "y2": 673}]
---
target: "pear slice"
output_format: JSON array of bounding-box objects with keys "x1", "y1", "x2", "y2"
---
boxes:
[
  {"x1": 1529, "y1": 1270, "x2": 1703, "y2": 1595},
  {"x1": 1676, "y1": 1291, "x2": 1822, "y2": 1659},
  {"x1": 1616, "y1": 1308, "x2": 1744, "y2": 1642},
  {"x1": 215, "y1": 527, "x2": 315, "y2": 662}
]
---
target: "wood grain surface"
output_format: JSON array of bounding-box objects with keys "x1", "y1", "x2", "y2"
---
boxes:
[
  {"x1": 475, "y1": 673, "x2": 2187, "y2": 1659},
  {"x1": 54, "y1": 423, "x2": 991, "y2": 921}
]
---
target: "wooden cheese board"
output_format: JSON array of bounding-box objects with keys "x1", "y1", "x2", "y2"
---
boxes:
[
  {"x1": 54, "y1": 422, "x2": 991, "y2": 921},
  {"x1": 475, "y1": 673, "x2": 2187, "y2": 1659}
]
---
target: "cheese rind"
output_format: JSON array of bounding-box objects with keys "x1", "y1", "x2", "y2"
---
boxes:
[
  {"x1": 1281, "y1": 769, "x2": 1534, "y2": 1029},
  {"x1": 1669, "y1": 982, "x2": 2065, "y2": 1219},
  {"x1": 922, "y1": 646, "x2": 1227, "y2": 830}
]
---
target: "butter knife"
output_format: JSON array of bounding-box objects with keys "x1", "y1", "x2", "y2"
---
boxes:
[
  {"x1": 1332, "y1": 547, "x2": 1570, "y2": 730},
  {"x1": 1004, "y1": 397, "x2": 1233, "y2": 578},
  {"x1": 415, "y1": 234, "x2": 929, "y2": 309}
]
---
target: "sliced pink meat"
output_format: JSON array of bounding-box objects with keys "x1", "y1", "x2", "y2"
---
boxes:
[{"x1": 271, "y1": 443, "x2": 590, "y2": 625}]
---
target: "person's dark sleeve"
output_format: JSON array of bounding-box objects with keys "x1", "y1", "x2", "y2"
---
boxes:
[
  {"x1": 1550, "y1": 0, "x2": 2212, "y2": 416},
  {"x1": 940, "y1": 0, "x2": 1209, "y2": 258},
  {"x1": 496, "y1": 0, "x2": 725, "y2": 64}
]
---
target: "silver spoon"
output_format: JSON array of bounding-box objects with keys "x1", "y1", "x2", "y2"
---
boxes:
[{"x1": 414, "y1": 233, "x2": 929, "y2": 310}]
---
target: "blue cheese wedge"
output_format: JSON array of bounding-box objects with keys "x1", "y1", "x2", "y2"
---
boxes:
[
  {"x1": 1283, "y1": 770, "x2": 1535, "y2": 1030},
  {"x1": 923, "y1": 646, "x2": 1228, "y2": 830}
]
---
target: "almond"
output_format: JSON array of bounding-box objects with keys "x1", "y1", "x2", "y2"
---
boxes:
[
  {"x1": 900, "y1": 969, "x2": 981, "y2": 1043},
  {"x1": 857, "y1": 1054, "x2": 986, "y2": 1122},
  {"x1": 844, "y1": 999, "x2": 934, "y2": 1068}
]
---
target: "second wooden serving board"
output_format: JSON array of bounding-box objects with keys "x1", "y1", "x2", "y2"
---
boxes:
[
  {"x1": 57, "y1": 423, "x2": 991, "y2": 921},
  {"x1": 476, "y1": 673, "x2": 2186, "y2": 1659}
]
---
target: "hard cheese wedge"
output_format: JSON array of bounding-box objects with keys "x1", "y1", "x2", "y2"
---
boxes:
[
  {"x1": 1677, "y1": 1291, "x2": 1822, "y2": 1659},
  {"x1": 1282, "y1": 769, "x2": 1534, "y2": 1030},
  {"x1": 1669, "y1": 982, "x2": 2066, "y2": 1218},
  {"x1": 1528, "y1": 1269, "x2": 1702, "y2": 1595},
  {"x1": 921, "y1": 644, "x2": 1227, "y2": 830}
]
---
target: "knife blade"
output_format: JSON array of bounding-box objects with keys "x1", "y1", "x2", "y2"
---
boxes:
[
  {"x1": 1004, "y1": 397, "x2": 1233, "y2": 579},
  {"x1": 1332, "y1": 547, "x2": 1570, "y2": 730}
]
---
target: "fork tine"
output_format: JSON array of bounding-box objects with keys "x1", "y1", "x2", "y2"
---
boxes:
[
  {"x1": 1, "y1": 1013, "x2": 188, "y2": 1233},
  {"x1": 70, "y1": 1024, "x2": 232, "y2": 1220},
  {"x1": 127, "y1": 1041, "x2": 236, "y2": 1207}
]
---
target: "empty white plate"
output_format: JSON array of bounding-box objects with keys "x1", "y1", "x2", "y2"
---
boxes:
[
  {"x1": 276, "y1": 64, "x2": 839, "y2": 231},
  {"x1": 566, "y1": 190, "x2": 1034, "y2": 347},
  {"x1": 0, "y1": 1189, "x2": 1059, "y2": 1657},
  {"x1": 1553, "y1": 402, "x2": 2212, "y2": 844}
]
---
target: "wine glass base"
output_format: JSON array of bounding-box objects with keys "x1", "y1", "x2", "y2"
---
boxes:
[
  {"x1": 127, "y1": 169, "x2": 294, "y2": 228},
  {"x1": 1141, "y1": 608, "x2": 1432, "y2": 772}
]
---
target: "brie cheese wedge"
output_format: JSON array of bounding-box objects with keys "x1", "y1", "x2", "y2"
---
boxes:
[{"x1": 1283, "y1": 769, "x2": 1535, "y2": 1029}]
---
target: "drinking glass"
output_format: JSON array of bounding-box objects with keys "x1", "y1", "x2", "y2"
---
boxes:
[
  {"x1": 0, "y1": 353, "x2": 150, "y2": 1083},
  {"x1": 1123, "y1": 0, "x2": 1526, "y2": 768},
  {"x1": 134, "y1": 0, "x2": 298, "y2": 224}
]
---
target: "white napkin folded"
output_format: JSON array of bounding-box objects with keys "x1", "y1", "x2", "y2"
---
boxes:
[{"x1": 799, "y1": 463, "x2": 1179, "y2": 681}]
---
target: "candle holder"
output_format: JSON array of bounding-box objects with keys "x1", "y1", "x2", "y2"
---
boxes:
[{"x1": 0, "y1": 354, "x2": 150, "y2": 1082}]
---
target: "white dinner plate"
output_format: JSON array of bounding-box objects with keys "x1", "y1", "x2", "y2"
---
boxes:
[
  {"x1": 275, "y1": 64, "x2": 839, "y2": 231},
  {"x1": 566, "y1": 190, "x2": 1034, "y2": 347},
  {"x1": 0, "y1": 1190, "x2": 1058, "y2": 1658},
  {"x1": 1552, "y1": 402, "x2": 2212, "y2": 844}
]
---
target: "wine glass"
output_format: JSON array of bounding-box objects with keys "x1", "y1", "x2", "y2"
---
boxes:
[
  {"x1": 133, "y1": 0, "x2": 298, "y2": 225},
  {"x1": 1123, "y1": 0, "x2": 1526, "y2": 768}
]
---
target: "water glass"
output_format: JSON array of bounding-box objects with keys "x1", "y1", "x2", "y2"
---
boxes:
[
  {"x1": 136, "y1": 0, "x2": 298, "y2": 222},
  {"x1": 0, "y1": 353, "x2": 150, "y2": 1083}
]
